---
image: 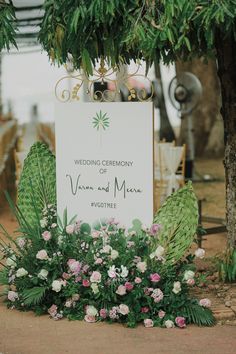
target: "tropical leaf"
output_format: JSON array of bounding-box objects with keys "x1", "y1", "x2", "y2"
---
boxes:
[
  {"x1": 0, "y1": 269, "x2": 9, "y2": 286},
  {"x1": 17, "y1": 142, "x2": 56, "y2": 228},
  {"x1": 153, "y1": 182, "x2": 198, "y2": 264},
  {"x1": 183, "y1": 303, "x2": 216, "y2": 327},
  {"x1": 22, "y1": 286, "x2": 47, "y2": 306}
]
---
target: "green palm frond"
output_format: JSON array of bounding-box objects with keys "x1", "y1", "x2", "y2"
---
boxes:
[
  {"x1": 92, "y1": 110, "x2": 110, "y2": 131},
  {"x1": 22, "y1": 286, "x2": 47, "y2": 306},
  {"x1": 153, "y1": 182, "x2": 198, "y2": 264},
  {"x1": 17, "y1": 142, "x2": 56, "y2": 228},
  {"x1": 183, "y1": 303, "x2": 216, "y2": 327}
]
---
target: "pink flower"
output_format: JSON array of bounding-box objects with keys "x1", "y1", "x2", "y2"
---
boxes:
[
  {"x1": 36, "y1": 249, "x2": 48, "y2": 260},
  {"x1": 95, "y1": 258, "x2": 103, "y2": 265},
  {"x1": 135, "y1": 277, "x2": 142, "y2": 284},
  {"x1": 42, "y1": 231, "x2": 51, "y2": 241},
  {"x1": 82, "y1": 279, "x2": 90, "y2": 287},
  {"x1": 17, "y1": 238, "x2": 26, "y2": 249},
  {"x1": 118, "y1": 304, "x2": 129, "y2": 315},
  {"x1": 7, "y1": 290, "x2": 18, "y2": 302},
  {"x1": 90, "y1": 271, "x2": 102, "y2": 283},
  {"x1": 199, "y1": 298, "x2": 211, "y2": 308},
  {"x1": 144, "y1": 319, "x2": 154, "y2": 328},
  {"x1": 151, "y1": 288, "x2": 163, "y2": 303},
  {"x1": 141, "y1": 307, "x2": 149, "y2": 313},
  {"x1": 136, "y1": 261, "x2": 147, "y2": 273},
  {"x1": 109, "y1": 307, "x2": 118, "y2": 319},
  {"x1": 150, "y1": 273, "x2": 161, "y2": 283},
  {"x1": 187, "y1": 278, "x2": 195, "y2": 286},
  {"x1": 125, "y1": 282, "x2": 134, "y2": 291},
  {"x1": 62, "y1": 272, "x2": 71, "y2": 280},
  {"x1": 175, "y1": 316, "x2": 186, "y2": 328},
  {"x1": 69, "y1": 261, "x2": 81, "y2": 275},
  {"x1": 91, "y1": 230, "x2": 100, "y2": 238},
  {"x1": 75, "y1": 275, "x2": 82, "y2": 282},
  {"x1": 149, "y1": 223, "x2": 161, "y2": 236},
  {"x1": 158, "y1": 310, "x2": 166, "y2": 318},
  {"x1": 84, "y1": 315, "x2": 96, "y2": 323},
  {"x1": 99, "y1": 308, "x2": 107, "y2": 319},
  {"x1": 82, "y1": 264, "x2": 90, "y2": 273},
  {"x1": 66, "y1": 224, "x2": 75, "y2": 234},
  {"x1": 48, "y1": 304, "x2": 57, "y2": 317},
  {"x1": 116, "y1": 285, "x2": 126, "y2": 296}
]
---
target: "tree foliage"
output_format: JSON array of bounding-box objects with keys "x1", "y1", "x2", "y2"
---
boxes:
[
  {"x1": 37, "y1": 0, "x2": 236, "y2": 74},
  {"x1": 0, "y1": 1, "x2": 17, "y2": 51}
]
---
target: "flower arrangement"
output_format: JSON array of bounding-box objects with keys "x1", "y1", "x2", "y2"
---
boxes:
[{"x1": 0, "y1": 204, "x2": 214, "y2": 328}]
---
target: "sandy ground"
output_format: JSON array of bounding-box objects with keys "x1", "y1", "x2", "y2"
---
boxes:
[{"x1": 0, "y1": 158, "x2": 234, "y2": 354}]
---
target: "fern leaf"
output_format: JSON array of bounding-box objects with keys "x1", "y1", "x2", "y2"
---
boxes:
[
  {"x1": 22, "y1": 286, "x2": 47, "y2": 306},
  {"x1": 183, "y1": 303, "x2": 216, "y2": 327}
]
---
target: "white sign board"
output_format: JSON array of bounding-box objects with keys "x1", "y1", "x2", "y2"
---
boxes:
[{"x1": 55, "y1": 102, "x2": 153, "y2": 227}]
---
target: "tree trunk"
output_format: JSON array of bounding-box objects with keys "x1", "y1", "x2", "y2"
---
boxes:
[
  {"x1": 176, "y1": 59, "x2": 224, "y2": 157},
  {"x1": 154, "y1": 62, "x2": 175, "y2": 142},
  {"x1": 216, "y1": 32, "x2": 236, "y2": 248}
]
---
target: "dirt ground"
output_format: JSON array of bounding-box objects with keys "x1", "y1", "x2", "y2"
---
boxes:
[{"x1": 0, "y1": 157, "x2": 234, "y2": 354}]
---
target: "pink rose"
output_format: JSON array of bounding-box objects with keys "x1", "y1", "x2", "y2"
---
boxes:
[
  {"x1": 84, "y1": 315, "x2": 96, "y2": 323},
  {"x1": 150, "y1": 273, "x2": 161, "y2": 283},
  {"x1": 75, "y1": 275, "x2": 82, "y2": 282},
  {"x1": 158, "y1": 310, "x2": 166, "y2": 319},
  {"x1": 66, "y1": 224, "x2": 75, "y2": 234},
  {"x1": 62, "y1": 272, "x2": 71, "y2": 280},
  {"x1": 118, "y1": 304, "x2": 129, "y2": 315},
  {"x1": 7, "y1": 290, "x2": 18, "y2": 302},
  {"x1": 136, "y1": 261, "x2": 147, "y2": 273},
  {"x1": 48, "y1": 304, "x2": 57, "y2": 317},
  {"x1": 199, "y1": 298, "x2": 211, "y2": 308},
  {"x1": 91, "y1": 230, "x2": 100, "y2": 238},
  {"x1": 125, "y1": 282, "x2": 134, "y2": 291},
  {"x1": 36, "y1": 249, "x2": 48, "y2": 260},
  {"x1": 141, "y1": 307, "x2": 149, "y2": 313},
  {"x1": 99, "y1": 308, "x2": 107, "y2": 319},
  {"x1": 17, "y1": 238, "x2": 26, "y2": 249},
  {"x1": 90, "y1": 271, "x2": 101, "y2": 283},
  {"x1": 187, "y1": 278, "x2": 195, "y2": 286},
  {"x1": 82, "y1": 279, "x2": 90, "y2": 287},
  {"x1": 151, "y1": 288, "x2": 163, "y2": 303},
  {"x1": 42, "y1": 231, "x2": 51, "y2": 241},
  {"x1": 144, "y1": 319, "x2": 154, "y2": 328},
  {"x1": 116, "y1": 285, "x2": 126, "y2": 296},
  {"x1": 135, "y1": 277, "x2": 142, "y2": 284},
  {"x1": 82, "y1": 264, "x2": 90, "y2": 273},
  {"x1": 69, "y1": 260, "x2": 81, "y2": 274},
  {"x1": 95, "y1": 258, "x2": 103, "y2": 265},
  {"x1": 175, "y1": 316, "x2": 186, "y2": 328},
  {"x1": 149, "y1": 223, "x2": 161, "y2": 236}
]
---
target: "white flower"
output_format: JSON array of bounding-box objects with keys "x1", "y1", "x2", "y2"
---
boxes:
[
  {"x1": 90, "y1": 271, "x2": 101, "y2": 283},
  {"x1": 199, "y1": 298, "x2": 211, "y2": 308},
  {"x1": 40, "y1": 218, "x2": 47, "y2": 228},
  {"x1": 110, "y1": 249, "x2": 119, "y2": 260},
  {"x1": 36, "y1": 249, "x2": 48, "y2": 260},
  {"x1": 7, "y1": 290, "x2": 19, "y2": 302},
  {"x1": 172, "y1": 281, "x2": 181, "y2": 294},
  {"x1": 136, "y1": 261, "x2": 147, "y2": 273},
  {"x1": 16, "y1": 267, "x2": 28, "y2": 278},
  {"x1": 150, "y1": 246, "x2": 165, "y2": 260},
  {"x1": 165, "y1": 320, "x2": 175, "y2": 328},
  {"x1": 195, "y1": 248, "x2": 205, "y2": 259},
  {"x1": 91, "y1": 283, "x2": 99, "y2": 294},
  {"x1": 6, "y1": 255, "x2": 16, "y2": 268},
  {"x1": 38, "y1": 269, "x2": 49, "y2": 280},
  {"x1": 102, "y1": 245, "x2": 112, "y2": 254},
  {"x1": 120, "y1": 265, "x2": 129, "y2": 278},
  {"x1": 118, "y1": 304, "x2": 129, "y2": 315},
  {"x1": 183, "y1": 270, "x2": 195, "y2": 281},
  {"x1": 58, "y1": 235, "x2": 64, "y2": 246},
  {"x1": 116, "y1": 285, "x2": 126, "y2": 296},
  {"x1": 108, "y1": 265, "x2": 117, "y2": 278},
  {"x1": 52, "y1": 280, "x2": 62, "y2": 292},
  {"x1": 66, "y1": 224, "x2": 74, "y2": 234},
  {"x1": 86, "y1": 305, "x2": 98, "y2": 317}
]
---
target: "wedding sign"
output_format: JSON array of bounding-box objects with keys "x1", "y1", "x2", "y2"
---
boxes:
[{"x1": 55, "y1": 102, "x2": 153, "y2": 227}]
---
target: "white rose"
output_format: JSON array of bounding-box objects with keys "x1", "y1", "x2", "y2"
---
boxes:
[
  {"x1": 66, "y1": 224, "x2": 74, "y2": 234},
  {"x1": 111, "y1": 249, "x2": 119, "y2": 260},
  {"x1": 136, "y1": 261, "x2": 147, "y2": 273},
  {"x1": 195, "y1": 248, "x2": 205, "y2": 259},
  {"x1": 183, "y1": 270, "x2": 195, "y2": 281},
  {"x1": 36, "y1": 250, "x2": 48, "y2": 260},
  {"x1": 118, "y1": 304, "x2": 129, "y2": 315},
  {"x1": 102, "y1": 245, "x2": 112, "y2": 254},
  {"x1": 58, "y1": 235, "x2": 64, "y2": 245},
  {"x1": 52, "y1": 280, "x2": 62, "y2": 292},
  {"x1": 86, "y1": 305, "x2": 98, "y2": 317},
  {"x1": 40, "y1": 218, "x2": 47, "y2": 228},
  {"x1": 38, "y1": 269, "x2": 49, "y2": 280},
  {"x1": 6, "y1": 255, "x2": 16, "y2": 268},
  {"x1": 165, "y1": 320, "x2": 175, "y2": 328},
  {"x1": 172, "y1": 281, "x2": 181, "y2": 294},
  {"x1": 91, "y1": 283, "x2": 99, "y2": 294},
  {"x1": 150, "y1": 246, "x2": 165, "y2": 259},
  {"x1": 120, "y1": 265, "x2": 129, "y2": 278},
  {"x1": 16, "y1": 267, "x2": 28, "y2": 278}
]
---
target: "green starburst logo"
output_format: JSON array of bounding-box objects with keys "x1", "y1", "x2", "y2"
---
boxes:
[{"x1": 92, "y1": 110, "x2": 110, "y2": 131}]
